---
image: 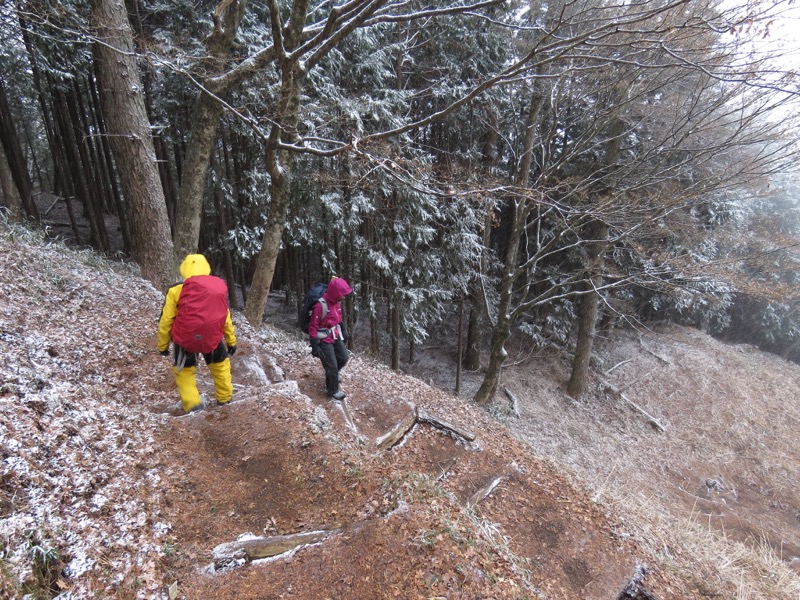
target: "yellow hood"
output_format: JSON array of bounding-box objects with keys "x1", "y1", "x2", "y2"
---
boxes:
[{"x1": 180, "y1": 254, "x2": 211, "y2": 279}]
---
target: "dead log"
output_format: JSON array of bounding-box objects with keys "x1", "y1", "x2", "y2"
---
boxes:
[
  {"x1": 600, "y1": 379, "x2": 666, "y2": 432},
  {"x1": 417, "y1": 408, "x2": 476, "y2": 442},
  {"x1": 501, "y1": 386, "x2": 520, "y2": 417},
  {"x1": 376, "y1": 407, "x2": 418, "y2": 450},
  {"x1": 213, "y1": 528, "x2": 340, "y2": 566},
  {"x1": 467, "y1": 476, "x2": 503, "y2": 508}
]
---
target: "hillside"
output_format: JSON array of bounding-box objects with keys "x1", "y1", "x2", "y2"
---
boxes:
[{"x1": 1, "y1": 223, "x2": 799, "y2": 599}]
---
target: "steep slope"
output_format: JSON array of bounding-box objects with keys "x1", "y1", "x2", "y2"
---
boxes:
[{"x1": 0, "y1": 222, "x2": 784, "y2": 599}]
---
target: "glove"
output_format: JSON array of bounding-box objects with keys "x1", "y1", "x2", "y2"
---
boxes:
[
  {"x1": 227, "y1": 345, "x2": 237, "y2": 356},
  {"x1": 159, "y1": 348, "x2": 170, "y2": 357},
  {"x1": 310, "y1": 339, "x2": 320, "y2": 358}
]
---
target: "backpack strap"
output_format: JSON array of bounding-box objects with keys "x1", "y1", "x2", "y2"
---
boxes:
[{"x1": 318, "y1": 297, "x2": 329, "y2": 320}]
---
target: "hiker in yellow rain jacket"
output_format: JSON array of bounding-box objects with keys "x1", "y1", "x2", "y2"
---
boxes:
[{"x1": 157, "y1": 254, "x2": 237, "y2": 413}]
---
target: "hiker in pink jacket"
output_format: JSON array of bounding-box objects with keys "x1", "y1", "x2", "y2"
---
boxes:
[{"x1": 308, "y1": 277, "x2": 352, "y2": 399}]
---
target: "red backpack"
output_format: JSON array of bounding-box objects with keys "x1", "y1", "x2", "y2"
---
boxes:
[{"x1": 171, "y1": 275, "x2": 229, "y2": 354}]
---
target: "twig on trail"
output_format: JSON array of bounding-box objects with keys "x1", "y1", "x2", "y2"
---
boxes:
[
  {"x1": 467, "y1": 476, "x2": 503, "y2": 508},
  {"x1": 600, "y1": 379, "x2": 666, "y2": 432},
  {"x1": 417, "y1": 408, "x2": 476, "y2": 442},
  {"x1": 435, "y1": 458, "x2": 457, "y2": 481},
  {"x1": 334, "y1": 398, "x2": 359, "y2": 434}
]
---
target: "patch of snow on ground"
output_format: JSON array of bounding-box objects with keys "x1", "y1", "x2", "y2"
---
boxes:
[{"x1": 0, "y1": 229, "x2": 172, "y2": 598}]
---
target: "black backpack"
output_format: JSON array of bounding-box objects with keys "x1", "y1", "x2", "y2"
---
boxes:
[{"x1": 298, "y1": 283, "x2": 329, "y2": 334}]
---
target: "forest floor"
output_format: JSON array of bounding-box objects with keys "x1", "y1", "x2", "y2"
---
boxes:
[{"x1": 1, "y1": 210, "x2": 800, "y2": 599}]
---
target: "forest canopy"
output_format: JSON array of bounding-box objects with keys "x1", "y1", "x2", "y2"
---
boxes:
[{"x1": 1, "y1": 0, "x2": 799, "y2": 403}]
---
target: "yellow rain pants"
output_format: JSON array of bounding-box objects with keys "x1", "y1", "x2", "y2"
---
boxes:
[
  {"x1": 208, "y1": 358, "x2": 233, "y2": 404},
  {"x1": 174, "y1": 365, "x2": 202, "y2": 413}
]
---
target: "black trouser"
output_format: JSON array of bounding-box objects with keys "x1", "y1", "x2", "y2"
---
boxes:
[
  {"x1": 172, "y1": 340, "x2": 229, "y2": 368},
  {"x1": 318, "y1": 339, "x2": 349, "y2": 395}
]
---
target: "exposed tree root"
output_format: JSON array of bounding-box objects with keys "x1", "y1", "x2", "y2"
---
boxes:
[{"x1": 376, "y1": 406, "x2": 476, "y2": 450}]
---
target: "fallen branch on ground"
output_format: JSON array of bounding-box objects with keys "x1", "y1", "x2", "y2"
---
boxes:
[
  {"x1": 213, "y1": 528, "x2": 341, "y2": 567},
  {"x1": 600, "y1": 379, "x2": 666, "y2": 432},
  {"x1": 501, "y1": 386, "x2": 520, "y2": 417},
  {"x1": 417, "y1": 408, "x2": 476, "y2": 441}
]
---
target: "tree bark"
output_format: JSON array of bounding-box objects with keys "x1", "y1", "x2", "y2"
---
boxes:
[
  {"x1": 243, "y1": 148, "x2": 291, "y2": 324},
  {"x1": 54, "y1": 89, "x2": 102, "y2": 248},
  {"x1": 464, "y1": 207, "x2": 493, "y2": 371},
  {"x1": 67, "y1": 86, "x2": 110, "y2": 252},
  {"x1": 92, "y1": 0, "x2": 175, "y2": 289},
  {"x1": 473, "y1": 90, "x2": 540, "y2": 405},
  {"x1": 244, "y1": 67, "x2": 301, "y2": 325},
  {"x1": 390, "y1": 292, "x2": 401, "y2": 370},
  {"x1": 456, "y1": 295, "x2": 464, "y2": 394},
  {"x1": 0, "y1": 78, "x2": 38, "y2": 221},
  {"x1": 566, "y1": 220, "x2": 609, "y2": 398},
  {"x1": 172, "y1": 95, "x2": 225, "y2": 260},
  {"x1": 0, "y1": 141, "x2": 25, "y2": 222},
  {"x1": 172, "y1": 0, "x2": 247, "y2": 262},
  {"x1": 566, "y1": 108, "x2": 623, "y2": 398}
]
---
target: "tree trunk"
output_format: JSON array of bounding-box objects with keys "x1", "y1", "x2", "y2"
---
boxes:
[
  {"x1": 172, "y1": 0, "x2": 246, "y2": 262},
  {"x1": 473, "y1": 89, "x2": 540, "y2": 405},
  {"x1": 566, "y1": 220, "x2": 609, "y2": 398},
  {"x1": 0, "y1": 78, "x2": 38, "y2": 221},
  {"x1": 212, "y1": 156, "x2": 238, "y2": 309},
  {"x1": 391, "y1": 294, "x2": 400, "y2": 371},
  {"x1": 68, "y1": 86, "x2": 110, "y2": 252},
  {"x1": 566, "y1": 107, "x2": 623, "y2": 398},
  {"x1": 464, "y1": 207, "x2": 493, "y2": 371},
  {"x1": 243, "y1": 68, "x2": 301, "y2": 324},
  {"x1": 92, "y1": 0, "x2": 175, "y2": 289},
  {"x1": 456, "y1": 295, "x2": 464, "y2": 395},
  {"x1": 473, "y1": 304, "x2": 512, "y2": 405},
  {"x1": 88, "y1": 70, "x2": 131, "y2": 254},
  {"x1": 172, "y1": 95, "x2": 225, "y2": 261},
  {"x1": 0, "y1": 140, "x2": 25, "y2": 222},
  {"x1": 55, "y1": 89, "x2": 102, "y2": 248},
  {"x1": 463, "y1": 305, "x2": 481, "y2": 371}
]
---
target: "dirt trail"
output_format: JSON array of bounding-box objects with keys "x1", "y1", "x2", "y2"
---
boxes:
[{"x1": 149, "y1": 331, "x2": 690, "y2": 600}]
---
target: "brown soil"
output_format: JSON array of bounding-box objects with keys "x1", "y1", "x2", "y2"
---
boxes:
[{"x1": 151, "y1": 336, "x2": 669, "y2": 600}]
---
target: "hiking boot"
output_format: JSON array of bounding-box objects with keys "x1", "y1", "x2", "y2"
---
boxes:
[
  {"x1": 185, "y1": 395, "x2": 207, "y2": 414},
  {"x1": 330, "y1": 390, "x2": 346, "y2": 401}
]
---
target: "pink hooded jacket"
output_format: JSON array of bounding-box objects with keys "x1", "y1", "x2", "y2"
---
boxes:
[{"x1": 308, "y1": 277, "x2": 353, "y2": 343}]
